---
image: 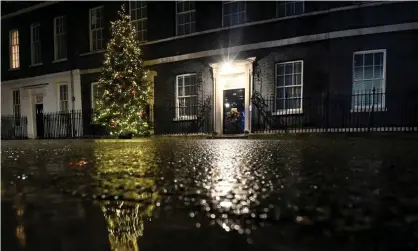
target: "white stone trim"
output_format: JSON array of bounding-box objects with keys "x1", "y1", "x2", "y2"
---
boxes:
[
  {"x1": 80, "y1": 68, "x2": 101, "y2": 75},
  {"x1": 211, "y1": 58, "x2": 255, "y2": 134},
  {"x1": 43, "y1": 22, "x2": 418, "y2": 75},
  {"x1": 145, "y1": 22, "x2": 418, "y2": 66},
  {"x1": 1, "y1": 70, "x2": 76, "y2": 85},
  {"x1": 1, "y1": 70, "x2": 82, "y2": 139}
]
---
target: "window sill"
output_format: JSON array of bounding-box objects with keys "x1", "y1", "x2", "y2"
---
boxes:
[
  {"x1": 52, "y1": 58, "x2": 67, "y2": 63},
  {"x1": 8, "y1": 68, "x2": 20, "y2": 71},
  {"x1": 273, "y1": 109, "x2": 303, "y2": 115},
  {"x1": 351, "y1": 107, "x2": 387, "y2": 113},
  {"x1": 80, "y1": 50, "x2": 105, "y2": 57},
  {"x1": 173, "y1": 116, "x2": 197, "y2": 122},
  {"x1": 29, "y1": 63, "x2": 43, "y2": 67}
]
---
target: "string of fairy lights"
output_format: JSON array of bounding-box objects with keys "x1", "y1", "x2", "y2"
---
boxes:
[{"x1": 93, "y1": 5, "x2": 151, "y2": 136}]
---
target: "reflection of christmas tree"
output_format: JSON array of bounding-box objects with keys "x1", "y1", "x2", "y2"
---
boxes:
[
  {"x1": 93, "y1": 4, "x2": 151, "y2": 136},
  {"x1": 99, "y1": 200, "x2": 155, "y2": 251}
]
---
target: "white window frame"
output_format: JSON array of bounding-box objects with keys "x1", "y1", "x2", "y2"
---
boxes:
[
  {"x1": 9, "y1": 29, "x2": 20, "y2": 69},
  {"x1": 175, "y1": 73, "x2": 198, "y2": 120},
  {"x1": 274, "y1": 60, "x2": 304, "y2": 115},
  {"x1": 58, "y1": 84, "x2": 69, "y2": 112},
  {"x1": 54, "y1": 16, "x2": 67, "y2": 61},
  {"x1": 129, "y1": 1, "x2": 147, "y2": 42},
  {"x1": 222, "y1": 1, "x2": 246, "y2": 27},
  {"x1": 91, "y1": 82, "x2": 99, "y2": 109},
  {"x1": 30, "y1": 23, "x2": 42, "y2": 65},
  {"x1": 89, "y1": 6, "x2": 104, "y2": 51},
  {"x1": 176, "y1": 1, "x2": 196, "y2": 36},
  {"x1": 276, "y1": 1, "x2": 305, "y2": 18},
  {"x1": 351, "y1": 49, "x2": 386, "y2": 112}
]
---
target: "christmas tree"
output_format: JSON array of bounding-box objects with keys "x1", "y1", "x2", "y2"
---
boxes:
[{"x1": 93, "y1": 4, "x2": 151, "y2": 137}]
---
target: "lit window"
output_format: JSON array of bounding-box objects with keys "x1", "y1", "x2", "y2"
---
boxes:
[
  {"x1": 54, "y1": 16, "x2": 67, "y2": 60},
  {"x1": 352, "y1": 50, "x2": 386, "y2": 109},
  {"x1": 129, "y1": 1, "x2": 147, "y2": 42},
  {"x1": 90, "y1": 6, "x2": 104, "y2": 51},
  {"x1": 176, "y1": 1, "x2": 196, "y2": 35},
  {"x1": 223, "y1": 1, "x2": 246, "y2": 27},
  {"x1": 176, "y1": 74, "x2": 198, "y2": 120},
  {"x1": 91, "y1": 82, "x2": 100, "y2": 109},
  {"x1": 277, "y1": 1, "x2": 304, "y2": 17},
  {"x1": 59, "y1": 84, "x2": 69, "y2": 111},
  {"x1": 30, "y1": 24, "x2": 42, "y2": 65},
  {"x1": 9, "y1": 29, "x2": 20, "y2": 69},
  {"x1": 275, "y1": 61, "x2": 303, "y2": 114}
]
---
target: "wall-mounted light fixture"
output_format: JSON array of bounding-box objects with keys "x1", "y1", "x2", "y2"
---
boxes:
[{"x1": 221, "y1": 60, "x2": 233, "y2": 73}]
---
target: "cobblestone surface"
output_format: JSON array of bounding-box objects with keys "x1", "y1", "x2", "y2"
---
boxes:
[{"x1": 2, "y1": 138, "x2": 418, "y2": 251}]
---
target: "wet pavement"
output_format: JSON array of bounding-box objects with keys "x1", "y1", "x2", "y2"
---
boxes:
[{"x1": 1, "y1": 137, "x2": 418, "y2": 251}]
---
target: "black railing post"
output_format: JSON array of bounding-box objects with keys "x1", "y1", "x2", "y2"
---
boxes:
[
  {"x1": 369, "y1": 88, "x2": 375, "y2": 132},
  {"x1": 71, "y1": 109, "x2": 75, "y2": 137},
  {"x1": 325, "y1": 91, "x2": 329, "y2": 132}
]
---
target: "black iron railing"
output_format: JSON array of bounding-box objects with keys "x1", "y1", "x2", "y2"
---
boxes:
[
  {"x1": 43, "y1": 110, "x2": 84, "y2": 139},
  {"x1": 251, "y1": 89, "x2": 418, "y2": 133},
  {"x1": 155, "y1": 95, "x2": 212, "y2": 135},
  {"x1": 42, "y1": 108, "x2": 155, "y2": 139},
  {"x1": 1, "y1": 116, "x2": 28, "y2": 139}
]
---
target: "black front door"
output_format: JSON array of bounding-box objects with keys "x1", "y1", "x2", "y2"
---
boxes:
[
  {"x1": 223, "y1": 88, "x2": 245, "y2": 134},
  {"x1": 35, "y1": 104, "x2": 44, "y2": 138}
]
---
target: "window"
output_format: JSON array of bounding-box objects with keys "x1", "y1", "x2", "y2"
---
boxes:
[
  {"x1": 90, "y1": 6, "x2": 104, "y2": 51},
  {"x1": 223, "y1": 1, "x2": 246, "y2": 27},
  {"x1": 275, "y1": 61, "x2": 303, "y2": 114},
  {"x1": 91, "y1": 82, "x2": 100, "y2": 109},
  {"x1": 59, "y1": 84, "x2": 69, "y2": 111},
  {"x1": 277, "y1": 1, "x2": 305, "y2": 17},
  {"x1": 129, "y1": 1, "x2": 147, "y2": 42},
  {"x1": 54, "y1": 16, "x2": 67, "y2": 60},
  {"x1": 13, "y1": 90, "x2": 21, "y2": 118},
  {"x1": 30, "y1": 24, "x2": 42, "y2": 65},
  {"x1": 9, "y1": 29, "x2": 20, "y2": 69},
  {"x1": 176, "y1": 74, "x2": 198, "y2": 120},
  {"x1": 176, "y1": 1, "x2": 196, "y2": 36},
  {"x1": 13, "y1": 90, "x2": 21, "y2": 126},
  {"x1": 352, "y1": 50, "x2": 386, "y2": 109}
]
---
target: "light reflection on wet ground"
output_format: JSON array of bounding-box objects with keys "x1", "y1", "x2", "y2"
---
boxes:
[{"x1": 2, "y1": 138, "x2": 418, "y2": 251}]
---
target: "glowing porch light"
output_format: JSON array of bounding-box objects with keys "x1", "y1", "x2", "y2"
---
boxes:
[{"x1": 221, "y1": 60, "x2": 234, "y2": 73}]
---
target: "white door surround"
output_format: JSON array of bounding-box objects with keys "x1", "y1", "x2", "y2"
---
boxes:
[{"x1": 210, "y1": 57, "x2": 255, "y2": 134}]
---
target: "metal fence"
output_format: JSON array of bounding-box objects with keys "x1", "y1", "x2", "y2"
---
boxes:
[
  {"x1": 153, "y1": 95, "x2": 212, "y2": 135},
  {"x1": 1, "y1": 116, "x2": 28, "y2": 139},
  {"x1": 42, "y1": 110, "x2": 84, "y2": 139},
  {"x1": 251, "y1": 89, "x2": 418, "y2": 133},
  {"x1": 41, "y1": 107, "x2": 155, "y2": 139}
]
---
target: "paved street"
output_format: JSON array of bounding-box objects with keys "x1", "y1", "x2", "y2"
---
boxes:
[{"x1": 2, "y1": 138, "x2": 418, "y2": 251}]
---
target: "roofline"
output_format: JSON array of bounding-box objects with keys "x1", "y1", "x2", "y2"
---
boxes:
[{"x1": 1, "y1": 1, "x2": 58, "y2": 20}]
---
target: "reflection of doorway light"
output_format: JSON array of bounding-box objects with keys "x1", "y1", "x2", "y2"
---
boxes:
[{"x1": 225, "y1": 103, "x2": 230, "y2": 108}]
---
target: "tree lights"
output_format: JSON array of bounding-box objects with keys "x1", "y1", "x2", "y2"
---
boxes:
[{"x1": 93, "y1": 4, "x2": 151, "y2": 137}]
